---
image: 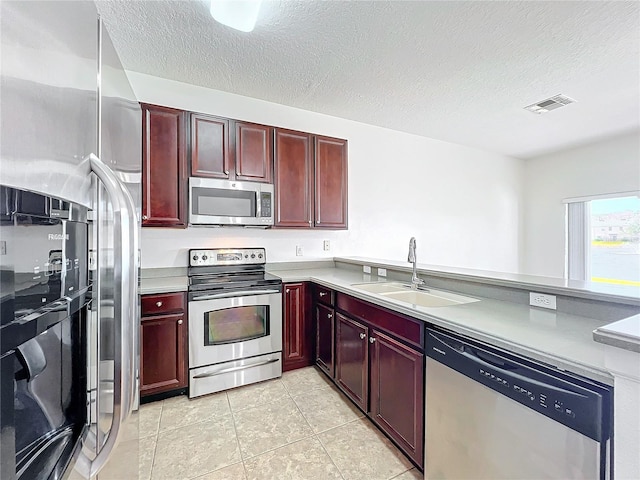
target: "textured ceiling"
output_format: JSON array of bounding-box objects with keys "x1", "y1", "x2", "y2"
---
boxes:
[{"x1": 96, "y1": 0, "x2": 640, "y2": 158}]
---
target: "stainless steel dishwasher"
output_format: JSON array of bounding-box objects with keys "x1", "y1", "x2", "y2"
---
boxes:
[{"x1": 425, "y1": 328, "x2": 612, "y2": 480}]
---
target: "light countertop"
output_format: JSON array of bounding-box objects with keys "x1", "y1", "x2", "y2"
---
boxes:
[
  {"x1": 269, "y1": 266, "x2": 621, "y2": 385},
  {"x1": 593, "y1": 314, "x2": 640, "y2": 353}
]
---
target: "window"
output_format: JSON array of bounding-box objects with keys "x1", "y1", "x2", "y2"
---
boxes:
[{"x1": 566, "y1": 193, "x2": 640, "y2": 286}]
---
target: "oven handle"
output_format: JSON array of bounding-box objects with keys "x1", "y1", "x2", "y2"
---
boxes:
[
  {"x1": 193, "y1": 358, "x2": 280, "y2": 378},
  {"x1": 191, "y1": 289, "x2": 281, "y2": 301}
]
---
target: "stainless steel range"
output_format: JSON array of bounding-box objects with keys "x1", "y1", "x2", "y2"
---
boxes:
[{"x1": 187, "y1": 248, "x2": 283, "y2": 398}]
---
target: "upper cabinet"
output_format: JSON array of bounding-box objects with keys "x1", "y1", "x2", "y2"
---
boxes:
[
  {"x1": 141, "y1": 104, "x2": 187, "y2": 228},
  {"x1": 191, "y1": 114, "x2": 273, "y2": 183},
  {"x1": 274, "y1": 129, "x2": 314, "y2": 227},
  {"x1": 190, "y1": 113, "x2": 230, "y2": 179},
  {"x1": 314, "y1": 136, "x2": 348, "y2": 229},
  {"x1": 235, "y1": 122, "x2": 273, "y2": 183},
  {"x1": 274, "y1": 130, "x2": 348, "y2": 229}
]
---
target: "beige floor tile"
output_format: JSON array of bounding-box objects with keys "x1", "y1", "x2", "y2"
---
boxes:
[
  {"x1": 233, "y1": 397, "x2": 314, "y2": 459},
  {"x1": 195, "y1": 462, "x2": 247, "y2": 480},
  {"x1": 139, "y1": 402, "x2": 163, "y2": 438},
  {"x1": 159, "y1": 391, "x2": 230, "y2": 431},
  {"x1": 280, "y1": 366, "x2": 333, "y2": 397},
  {"x1": 99, "y1": 436, "x2": 156, "y2": 480},
  {"x1": 244, "y1": 437, "x2": 343, "y2": 480},
  {"x1": 227, "y1": 378, "x2": 289, "y2": 413},
  {"x1": 318, "y1": 419, "x2": 412, "y2": 480},
  {"x1": 391, "y1": 468, "x2": 423, "y2": 479},
  {"x1": 152, "y1": 417, "x2": 241, "y2": 479},
  {"x1": 293, "y1": 384, "x2": 364, "y2": 433}
]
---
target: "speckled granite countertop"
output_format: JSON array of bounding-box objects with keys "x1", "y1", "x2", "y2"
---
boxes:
[
  {"x1": 268, "y1": 266, "x2": 625, "y2": 385},
  {"x1": 140, "y1": 267, "x2": 188, "y2": 294}
]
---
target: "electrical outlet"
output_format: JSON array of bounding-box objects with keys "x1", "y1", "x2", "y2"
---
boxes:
[
  {"x1": 363, "y1": 265, "x2": 372, "y2": 274},
  {"x1": 378, "y1": 268, "x2": 387, "y2": 277},
  {"x1": 296, "y1": 245, "x2": 303, "y2": 256},
  {"x1": 529, "y1": 292, "x2": 557, "y2": 310},
  {"x1": 323, "y1": 240, "x2": 330, "y2": 251}
]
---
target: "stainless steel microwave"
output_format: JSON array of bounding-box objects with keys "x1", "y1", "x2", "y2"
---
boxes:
[{"x1": 189, "y1": 177, "x2": 274, "y2": 226}]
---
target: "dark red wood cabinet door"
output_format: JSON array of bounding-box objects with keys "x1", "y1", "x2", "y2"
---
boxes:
[
  {"x1": 369, "y1": 329, "x2": 424, "y2": 468},
  {"x1": 191, "y1": 113, "x2": 230, "y2": 179},
  {"x1": 283, "y1": 283, "x2": 313, "y2": 371},
  {"x1": 235, "y1": 122, "x2": 273, "y2": 183},
  {"x1": 315, "y1": 303, "x2": 335, "y2": 378},
  {"x1": 314, "y1": 136, "x2": 348, "y2": 229},
  {"x1": 274, "y1": 129, "x2": 313, "y2": 228},
  {"x1": 140, "y1": 312, "x2": 187, "y2": 396},
  {"x1": 335, "y1": 313, "x2": 368, "y2": 411},
  {"x1": 141, "y1": 104, "x2": 187, "y2": 227}
]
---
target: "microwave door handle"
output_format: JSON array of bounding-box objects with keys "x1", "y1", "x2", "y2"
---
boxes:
[
  {"x1": 191, "y1": 289, "x2": 281, "y2": 301},
  {"x1": 75, "y1": 153, "x2": 139, "y2": 479}
]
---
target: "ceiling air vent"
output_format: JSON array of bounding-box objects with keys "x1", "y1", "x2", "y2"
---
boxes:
[{"x1": 524, "y1": 94, "x2": 576, "y2": 114}]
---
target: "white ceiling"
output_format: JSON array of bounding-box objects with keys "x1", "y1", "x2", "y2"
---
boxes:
[{"x1": 97, "y1": 0, "x2": 640, "y2": 159}]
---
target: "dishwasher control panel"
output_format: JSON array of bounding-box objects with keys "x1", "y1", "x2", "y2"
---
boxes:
[{"x1": 427, "y1": 328, "x2": 611, "y2": 443}]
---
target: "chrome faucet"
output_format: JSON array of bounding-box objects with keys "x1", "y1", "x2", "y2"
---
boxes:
[{"x1": 408, "y1": 237, "x2": 425, "y2": 289}]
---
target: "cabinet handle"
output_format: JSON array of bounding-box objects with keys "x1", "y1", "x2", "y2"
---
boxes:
[
  {"x1": 155, "y1": 301, "x2": 163, "y2": 307},
  {"x1": 369, "y1": 337, "x2": 376, "y2": 343},
  {"x1": 359, "y1": 333, "x2": 366, "y2": 340},
  {"x1": 178, "y1": 319, "x2": 183, "y2": 325},
  {"x1": 308, "y1": 220, "x2": 312, "y2": 225},
  {"x1": 327, "y1": 313, "x2": 333, "y2": 319},
  {"x1": 286, "y1": 289, "x2": 290, "y2": 293},
  {"x1": 319, "y1": 292, "x2": 327, "y2": 297},
  {"x1": 142, "y1": 215, "x2": 148, "y2": 220}
]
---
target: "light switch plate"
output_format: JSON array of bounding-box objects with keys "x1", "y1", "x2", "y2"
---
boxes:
[
  {"x1": 363, "y1": 265, "x2": 372, "y2": 274},
  {"x1": 378, "y1": 268, "x2": 387, "y2": 277}
]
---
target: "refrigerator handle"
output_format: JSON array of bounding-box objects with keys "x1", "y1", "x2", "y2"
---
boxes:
[{"x1": 75, "y1": 153, "x2": 139, "y2": 478}]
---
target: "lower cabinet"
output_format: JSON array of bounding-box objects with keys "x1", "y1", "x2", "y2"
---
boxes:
[
  {"x1": 315, "y1": 302, "x2": 335, "y2": 377},
  {"x1": 283, "y1": 282, "x2": 313, "y2": 371},
  {"x1": 329, "y1": 291, "x2": 425, "y2": 469},
  {"x1": 335, "y1": 313, "x2": 368, "y2": 411},
  {"x1": 140, "y1": 292, "x2": 188, "y2": 397},
  {"x1": 369, "y1": 329, "x2": 424, "y2": 467}
]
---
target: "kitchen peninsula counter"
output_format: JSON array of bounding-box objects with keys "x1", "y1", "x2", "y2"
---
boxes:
[{"x1": 268, "y1": 258, "x2": 640, "y2": 385}]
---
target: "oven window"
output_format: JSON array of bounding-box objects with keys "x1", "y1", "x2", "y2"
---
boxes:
[
  {"x1": 204, "y1": 306, "x2": 269, "y2": 345},
  {"x1": 193, "y1": 187, "x2": 256, "y2": 217}
]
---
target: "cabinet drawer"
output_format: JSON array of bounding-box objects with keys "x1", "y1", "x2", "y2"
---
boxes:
[
  {"x1": 314, "y1": 285, "x2": 334, "y2": 306},
  {"x1": 141, "y1": 292, "x2": 186, "y2": 316},
  {"x1": 336, "y1": 293, "x2": 424, "y2": 350}
]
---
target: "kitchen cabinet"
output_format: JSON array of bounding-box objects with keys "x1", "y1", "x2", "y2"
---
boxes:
[
  {"x1": 274, "y1": 128, "x2": 314, "y2": 227},
  {"x1": 369, "y1": 329, "x2": 424, "y2": 467},
  {"x1": 335, "y1": 313, "x2": 368, "y2": 411},
  {"x1": 314, "y1": 285, "x2": 336, "y2": 377},
  {"x1": 314, "y1": 136, "x2": 348, "y2": 229},
  {"x1": 190, "y1": 113, "x2": 230, "y2": 179},
  {"x1": 274, "y1": 130, "x2": 348, "y2": 229},
  {"x1": 142, "y1": 104, "x2": 188, "y2": 227},
  {"x1": 325, "y1": 291, "x2": 425, "y2": 468},
  {"x1": 140, "y1": 292, "x2": 188, "y2": 396},
  {"x1": 191, "y1": 114, "x2": 273, "y2": 183},
  {"x1": 283, "y1": 282, "x2": 313, "y2": 371}
]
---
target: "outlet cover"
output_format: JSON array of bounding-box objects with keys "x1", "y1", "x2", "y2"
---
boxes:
[
  {"x1": 363, "y1": 265, "x2": 372, "y2": 274},
  {"x1": 323, "y1": 240, "x2": 330, "y2": 251},
  {"x1": 529, "y1": 292, "x2": 557, "y2": 310},
  {"x1": 296, "y1": 245, "x2": 303, "y2": 256},
  {"x1": 378, "y1": 268, "x2": 387, "y2": 277}
]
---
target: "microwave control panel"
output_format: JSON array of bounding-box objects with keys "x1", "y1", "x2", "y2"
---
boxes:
[{"x1": 260, "y1": 192, "x2": 272, "y2": 218}]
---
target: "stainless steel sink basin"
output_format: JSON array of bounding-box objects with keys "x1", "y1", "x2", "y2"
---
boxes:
[{"x1": 351, "y1": 282, "x2": 479, "y2": 308}]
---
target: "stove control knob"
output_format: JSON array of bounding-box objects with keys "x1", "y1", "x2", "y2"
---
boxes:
[
  {"x1": 251, "y1": 254, "x2": 256, "y2": 259},
  {"x1": 202, "y1": 255, "x2": 208, "y2": 261},
  {"x1": 192, "y1": 255, "x2": 198, "y2": 261},
  {"x1": 258, "y1": 253, "x2": 263, "y2": 259},
  {"x1": 245, "y1": 255, "x2": 249, "y2": 258}
]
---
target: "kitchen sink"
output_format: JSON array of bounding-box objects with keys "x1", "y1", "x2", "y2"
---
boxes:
[{"x1": 351, "y1": 282, "x2": 479, "y2": 308}]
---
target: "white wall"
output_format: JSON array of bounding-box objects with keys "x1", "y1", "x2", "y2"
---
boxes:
[
  {"x1": 522, "y1": 132, "x2": 640, "y2": 278},
  {"x1": 129, "y1": 72, "x2": 524, "y2": 271}
]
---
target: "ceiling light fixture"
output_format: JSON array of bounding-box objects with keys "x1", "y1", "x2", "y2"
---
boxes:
[{"x1": 209, "y1": 0, "x2": 262, "y2": 33}]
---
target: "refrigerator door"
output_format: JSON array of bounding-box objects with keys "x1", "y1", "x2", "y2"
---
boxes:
[{"x1": 0, "y1": 0, "x2": 97, "y2": 207}]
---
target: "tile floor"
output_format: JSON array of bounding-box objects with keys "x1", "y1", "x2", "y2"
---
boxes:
[{"x1": 101, "y1": 366, "x2": 422, "y2": 480}]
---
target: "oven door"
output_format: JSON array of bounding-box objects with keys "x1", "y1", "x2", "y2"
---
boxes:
[{"x1": 188, "y1": 290, "x2": 282, "y2": 369}]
